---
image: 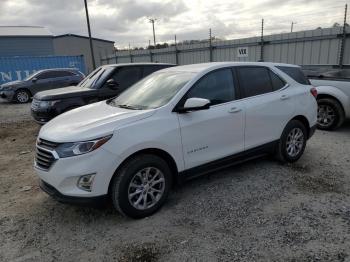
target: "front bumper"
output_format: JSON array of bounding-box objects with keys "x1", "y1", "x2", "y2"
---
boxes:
[
  {"x1": 31, "y1": 107, "x2": 57, "y2": 124},
  {"x1": 34, "y1": 147, "x2": 122, "y2": 198},
  {"x1": 0, "y1": 90, "x2": 15, "y2": 101},
  {"x1": 39, "y1": 179, "x2": 107, "y2": 206}
]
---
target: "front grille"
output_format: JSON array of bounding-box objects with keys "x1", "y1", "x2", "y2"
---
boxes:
[
  {"x1": 31, "y1": 99, "x2": 40, "y2": 111},
  {"x1": 37, "y1": 139, "x2": 59, "y2": 150},
  {"x1": 35, "y1": 139, "x2": 59, "y2": 170}
]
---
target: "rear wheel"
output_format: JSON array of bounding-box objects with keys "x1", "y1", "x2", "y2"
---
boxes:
[
  {"x1": 110, "y1": 154, "x2": 172, "y2": 218},
  {"x1": 317, "y1": 98, "x2": 344, "y2": 130},
  {"x1": 15, "y1": 89, "x2": 30, "y2": 103},
  {"x1": 276, "y1": 120, "x2": 307, "y2": 163}
]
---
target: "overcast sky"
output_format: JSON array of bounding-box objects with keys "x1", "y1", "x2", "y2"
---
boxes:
[{"x1": 0, "y1": 0, "x2": 348, "y2": 48}]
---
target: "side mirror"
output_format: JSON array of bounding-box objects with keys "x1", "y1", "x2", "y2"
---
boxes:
[
  {"x1": 177, "y1": 98, "x2": 210, "y2": 113},
  {"x1": 106, "y1": 79, "x2": 118, "y2": 90},
  {"x1": 32, "y1": 77, "x2": 38, "y2": 83}
]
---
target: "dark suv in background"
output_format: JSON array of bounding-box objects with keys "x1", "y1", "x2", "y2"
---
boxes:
[
  {"x1": 31, "y1": 63, "x2": 175, "y2": 124},
  {"x1": 0, "y1": 68, "x2": 84, "y2": 103}
]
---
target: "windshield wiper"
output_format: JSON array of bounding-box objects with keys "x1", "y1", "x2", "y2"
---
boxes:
[{"x1": 117, "y1": 104, "x2": 140, "y2": 110}]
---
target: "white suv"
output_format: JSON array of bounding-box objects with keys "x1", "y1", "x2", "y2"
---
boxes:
[{"x1": 34, "y1": 62, "x2": 317, "y2": 218}]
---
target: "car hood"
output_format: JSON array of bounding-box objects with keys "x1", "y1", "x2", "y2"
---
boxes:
[
  {"x1": 34, "y1": 85, "x2": 95, "y2": 100},
  {"x1": 39, "y1": 101, "x2": 155, "y2": 142},
  {"x1": 0, "y1": 80, "x2": 27, "y2": 89}
]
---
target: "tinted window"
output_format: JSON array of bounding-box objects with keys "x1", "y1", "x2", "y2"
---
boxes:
[
  {"x1": 143, "y1": 66, "x2": 166, "y2": 77},
  {"x1": 111, "y1": 66, "x2": 142, "y2": 91},
  {"x1": 238, "y1": 67, "x2": 273, "y2": 97},
  {"x1": 56, "y1": 71, "x2": 75, "y2": 77},
  {"x1": 270, "y1": 71, "x2": 286, "y2": 91},
  {"x1": 186, "y1": 69, "x2": 235, "y2": 106},
  {"x1": 37, "y1": 71, "x2": 58, "y2": 79},
  {"x1": 277, "y1": 66, "x2": 310, "y2": 85}
]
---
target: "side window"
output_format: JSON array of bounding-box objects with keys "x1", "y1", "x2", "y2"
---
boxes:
[
  {"x1": 37, "y1": 71, "x2": 58, "y2": 80},
  {"x1": 269, "y1": 71, "x2": 286, "y2": 91},
  {"x1": 186, "y1": 68, "x2": 235, "y2": 106},
  {"x1": 276, "y1": 66, "x2": 310, "y2": 85},
  {"x1": 55, "y1": 71, "x2": 75, "y2": 77},
  {"x1": 143, "y1": 66, "x2": 164, "y2": 77},
  {"x1": 111, "y1": 66, "x2": 142, "y2": 91},
  {"x1": 238, "y1": 67, "x2": 273, "y2": 98}
]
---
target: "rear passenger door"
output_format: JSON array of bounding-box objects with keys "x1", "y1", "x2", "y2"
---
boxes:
[{"x1": 237, "y1": 66, "x2": 295, "y2": 150}]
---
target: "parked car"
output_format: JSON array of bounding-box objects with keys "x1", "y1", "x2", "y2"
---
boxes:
[
  {"x1": 302, "y1": 68, "x2": 350, "y2": 130},
  {"x1": 34, "y1": 62, "x2": 317, "y2": 218},
  {"x1": 0, "y1": 68, "x2": 84, "y2": 103},
  {"x1": 30, "y1": 63, "x2": 175, "y2": 124}
]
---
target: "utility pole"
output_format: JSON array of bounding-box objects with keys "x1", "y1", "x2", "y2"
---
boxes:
[
  {"x1": 129, "y1": 43, "x2": 133, "y2": 63},
  {"x1": 209, "y1": 28, "x2": 213, "y2": 62},
  {"x1": 175, "y1": 34, "x2": 179, "y2": 65},
  {"x1": 149, "y1": 18, "x2": 157, "y2": 47},
  {"x1": 260, "y1": 19, "x2": 264, "y2": 62},
  {"x1": 339, "y1": 4, "x2": 348, "y2": 68},
  {"x1": 149, "y1": 40, "x2": 153, "y2": 62},
  {"x1": 291, "y1": 21, "x2": 297, "y2": 32},
  {"x1": 84, "y1": 0, "x2": 96, "y2": 70}
]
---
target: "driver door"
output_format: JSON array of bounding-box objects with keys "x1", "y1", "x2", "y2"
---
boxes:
[
  {"x1": 98, "y1": 66, "x2": 142, "y2": 100},
  {"x1": 176, "y1": 68, "x2": 245, "y2": 170}
]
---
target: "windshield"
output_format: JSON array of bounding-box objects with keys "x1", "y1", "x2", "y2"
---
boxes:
[
  {"x1": 24, "y1": 71, "x2": 41, "y2": 81},
  {"x1": 109, "y1": 71, "x2": 194, "y2": 110},
  {"x1": 78, "y1": 66, "x2": 114, "y2": 89}
]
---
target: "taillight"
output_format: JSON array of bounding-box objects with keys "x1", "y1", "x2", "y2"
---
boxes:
[{"x1": 310, "y1": 87, "x2": 317, "y2": 98}]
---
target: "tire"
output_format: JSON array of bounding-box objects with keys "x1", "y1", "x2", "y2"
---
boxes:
[
  {"x1": 110, "y1": 154, "x2": 172, "y2": 218},
  {"x1": 276, "y1": 120, "x2": 307, "y2": 163},
  {"x1": 317, "y1": 98, "x2": 345, "y2": 130},
  {"x1": 14, "y1": 89, "x2": 31, "y2": 103}
]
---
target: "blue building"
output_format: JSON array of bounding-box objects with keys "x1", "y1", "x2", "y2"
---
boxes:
[{"x1": 0, "y1": 26, "x2": 54, "y2": 56}]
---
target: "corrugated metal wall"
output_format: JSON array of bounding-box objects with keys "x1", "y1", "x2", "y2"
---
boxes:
[
  {"x1": 0, "y1": 37, "x2": 54, "y2": 57},
  {"x1": 0, "y1": 55, "x2": 85, "y2": 84},
  {"x1": 102, "y1": 27, "x2": 349, "y2": 66}
]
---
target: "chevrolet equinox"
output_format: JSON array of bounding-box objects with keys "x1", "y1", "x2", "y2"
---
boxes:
[{"x1": 34, "y1": 62, "x2": 317, "y2": 218}]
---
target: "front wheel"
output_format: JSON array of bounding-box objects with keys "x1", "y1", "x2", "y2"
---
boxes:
[
  {"x1": 276, "y1": 120, "x2": 307, "y2": 163},
  {"x1": 15, "y1": 89, "x2": 30, "y2": 103},
  {"x1": 110, "y1": 154, "x2": 172, "y2": 218}
]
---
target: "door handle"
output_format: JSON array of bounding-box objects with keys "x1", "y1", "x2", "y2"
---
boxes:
[
  {"x1": 228, "y1": 107, "x2": 242, "y2": 113},
  {"x1": 280, "y1": 94, "x2": 289, "y2": 100}
]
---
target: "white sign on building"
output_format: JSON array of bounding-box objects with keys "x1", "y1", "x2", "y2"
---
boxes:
[{"x1": 237, "y1": 47, "x2": 248, "y2": 58}]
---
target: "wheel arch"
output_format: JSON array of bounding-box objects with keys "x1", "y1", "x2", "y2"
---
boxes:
[
  {"x1": 290, "y1": 115, "x2": 310, "y2": 137},
  {"x1": 16, "y1": 88, "x2": 32, "y2": 97},
  {"x1": 316, "y1": 86, "x2": 349, "y2": 116},
  {"x1": 108, "y1": 148, "x2": 179, "y2": 195},
  {"x1": 316, "y1": 94, "x2": 346, "y2": 116}
]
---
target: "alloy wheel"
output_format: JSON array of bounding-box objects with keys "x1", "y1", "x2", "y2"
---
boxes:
[
  {"x1": 286, "y1": 127, "x2": 304, "y2": 157},
  {"x1": 128, "y1": 167, "x2": 165, "y2": 210},
  {"x1": 317, "y1": 104, "x2": 335, "y2": 128},
  {"x1": 16, "y1": 91, "x2": 29, "y2": 103}
]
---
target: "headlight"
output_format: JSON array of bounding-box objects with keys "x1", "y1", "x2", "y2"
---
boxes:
[
  {"x1": 55, "y1": 135, "x2": 112, "y2": 158},
  {"x1": 39, "y1": 100, "x2": 60, "y2": 108},
  {"x1": 0, "y1": 85, "x2": 12, "y2": 91}
]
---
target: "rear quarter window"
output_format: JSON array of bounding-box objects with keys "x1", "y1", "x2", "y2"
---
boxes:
[{"x1": 276, "y1": 66, "x2": 310, "y2": 85}]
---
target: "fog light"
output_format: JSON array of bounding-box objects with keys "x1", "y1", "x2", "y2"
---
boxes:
[{"x1": 77, "y1": 174, "x2": 96, "y2": 192}]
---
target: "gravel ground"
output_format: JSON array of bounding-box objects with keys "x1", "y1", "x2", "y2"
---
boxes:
[
  {"x1": 1, "y1": 101, "x2": 350, "y2": 261},
  {"x1": 0, "y1": 98, "x2": 31, "y2": 124}
]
